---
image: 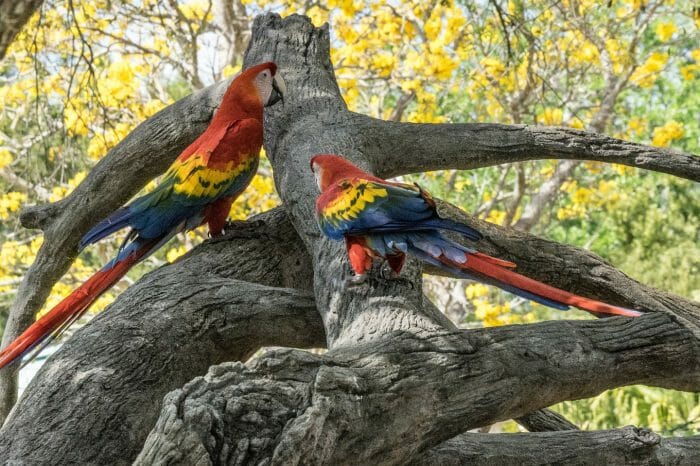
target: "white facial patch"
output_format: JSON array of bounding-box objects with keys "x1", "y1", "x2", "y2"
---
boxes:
[
  {"x1": 313, "y1": 164, "x2": 323, "y2": 190},
  {"x1": 254, "y1": 69, "x2": 273, "y2": 105}
]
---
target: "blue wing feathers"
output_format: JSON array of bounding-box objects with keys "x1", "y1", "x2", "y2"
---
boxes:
[
  {"x1": 79, "y1": 207, "x2": 134, "y2": 250},
  {"x1": 418, "y1": 217, "x2": 482, "y2": 241},
  {"x1": 327, "y1": 181, "x2": 482, "y2": 242}
]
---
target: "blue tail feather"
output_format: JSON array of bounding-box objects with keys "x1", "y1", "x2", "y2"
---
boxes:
[
  {"x1": 80, "y1": 207, "x2": 133, "y2": 250},
  {"x1": 419, "y1": 217, "x2": 483, "y2": 241}
]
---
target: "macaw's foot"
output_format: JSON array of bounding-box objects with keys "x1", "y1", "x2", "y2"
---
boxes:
[
  {"x1": 221, "y1": 220, "x2": 240, "y2": 235},
  {"x1": 344, "y1": 274, "x2": 368, "y2": 288},
  {"x1": 378, "y1": 265, "x2": 400, "y2": 280}
]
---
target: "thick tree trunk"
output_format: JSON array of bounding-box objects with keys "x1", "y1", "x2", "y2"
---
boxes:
[{"x1": 1, "y1": 13, "x2": 699, "y2": 465}]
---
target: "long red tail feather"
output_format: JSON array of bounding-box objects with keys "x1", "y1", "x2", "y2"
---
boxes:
[
  {"x1": 0, "y1": 248, "x2": 147, "y2": 369},
  {"x1": 460, "y1": 253, "x2": 641, "y2": 317}
]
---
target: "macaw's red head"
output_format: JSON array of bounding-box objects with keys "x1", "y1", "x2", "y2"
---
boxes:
[
  {"x1": 310, "y1": 154, "x2": 379, "y2": 191},
  {"x1": 213, "y1": 61, "x2": 286, "y2": 122}
]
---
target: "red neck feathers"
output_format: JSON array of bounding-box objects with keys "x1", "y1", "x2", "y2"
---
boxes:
[
  {"x1": 310, "y1": 154, "x2": 383, "y2": 191},
  {"x1": 211, "y1": 62, "x2": 277, "y2": 125}
]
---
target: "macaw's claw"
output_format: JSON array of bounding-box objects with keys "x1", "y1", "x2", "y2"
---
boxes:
[
  {"x1": 344, "y1": 274, "x2": 368, "y2": 288},
  {"x1": 378, "y1": 264, "x2": 400, "y2": 280}
]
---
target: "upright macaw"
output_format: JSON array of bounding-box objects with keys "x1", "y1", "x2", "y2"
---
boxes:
[
  {"x1": 0, "y1": 62, "x2": 285, "y2": 369},
  {"x1": 311, "y1": 154, "x2": 641, "y2": 318}
]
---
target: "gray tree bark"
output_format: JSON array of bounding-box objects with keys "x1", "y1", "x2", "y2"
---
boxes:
[
  {"x1": 1, "y1": 12, "x2": 699, "y2": 465},
  {"x1": 413, "y1": 427, "x2": 700, "y2": 465},
  {"x1": 0, "y1": 0, "x2": 44, "y2": 59}
]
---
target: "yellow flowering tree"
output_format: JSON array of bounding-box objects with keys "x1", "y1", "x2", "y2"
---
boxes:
[
  {"x1": 0, "y1": 0, "x2": 280, "y2": 327},
  {"x1": 0, "y1": 0, "x2": 697, "y2": 439}
]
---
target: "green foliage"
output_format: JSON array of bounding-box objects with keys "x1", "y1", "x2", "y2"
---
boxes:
[{"x1": 555, "y1": 387, "x2": 700, "y2": 436}]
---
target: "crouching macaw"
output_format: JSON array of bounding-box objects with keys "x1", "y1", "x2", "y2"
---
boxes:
[
  {"x1": 0, "y1": 62, "x2": 285, "y2": 369},
  {"x1": 311, "y1": 154, "x2": 641, "y2": 318}
]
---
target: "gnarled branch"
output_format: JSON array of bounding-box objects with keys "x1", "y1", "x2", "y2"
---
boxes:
[
  {"x1": 414, "y1": 428, "x2": 700, "y2": 465},
  {"x1": 0, "y1": 209, "x2": 321, "y2": 464},
  {"x1": 367, "y1": 119, "x2": 700, "y2": 182},
  {"x1": 137, "y1": 314, "x2": 699, "y2": 464},
  {"x1": 431, "y1": 200, "x2": 700, "y2": 329}
]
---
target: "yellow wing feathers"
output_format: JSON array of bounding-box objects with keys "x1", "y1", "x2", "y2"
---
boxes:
[
  {"x1": 170, "y1": 153, "x2": 256, "y2": 198},
  {"x1": 324, "y1": 180, "x2": 388, "y2": 223}
]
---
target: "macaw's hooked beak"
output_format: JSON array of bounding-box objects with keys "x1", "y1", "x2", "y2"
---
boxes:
[{"x1": 266, "y1": 73, "x2": 286, "y2": 107}]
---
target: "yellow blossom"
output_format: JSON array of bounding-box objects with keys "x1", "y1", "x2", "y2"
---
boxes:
[
  {"x1": 572, "y1": 187, "x2": 593, "y2": 205},
  {"x1": 166, "y1": 245, "x2": 188, "y2": 263},
  {"x1": 180, "y1": 0, "x2": 213, "y2": 22},
  {"x1": 651, "y1": 120, "x2": 684, "y2": 147},
  {"x1": 0, "y1": 192, "x2": 27, "y2": 219},
  {"x1": 64, "y1": 106, "x2": 89, "y2": 136},
  {"x1": 631, "y1": 52, "x2": 668, "y2": 87},
  {"x1": 627, "y1": 117, "x2": 646, "y2": 136},
  {"x1": 568, "y1": 117, "x2": 585, "y2": 129},
  {"x1": 466, "y1": 283, "x2": 489, "y2": 299},
  {"x1": 221, "y1": 64, "x2": 241, "y2": 79},
  {"x1": 655, "y1": 22, "x2": 676, "y2": 42},
  {"x1": 680, "y1": 64, "x2": 699, "y2": 81},
  {"x1": 540, "y1": 108, "x2": 563, "y2": 125},
  {"x1": 485, "y1": 209, "x2": 506, "y2": 225},
  {"x1": 0, "y1": 148, "x2": 13, "y2": 169}
]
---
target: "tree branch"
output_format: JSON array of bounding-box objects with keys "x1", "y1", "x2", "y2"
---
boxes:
[
  {"x1": 513, "y1": 159, "x2": 577, "y2": 231},
  {"x1": 1, "y1": 205, "x2": 589, "y2": 463},
  {"x1": 0, "y1": 210, "x2": 322, "y2": 464},
  {"x1": 137, "y1": 313, "x2": 699, "y2": 464},
  {"x1": 432, "y1": 200, "x2": 700, "y2": 329},
  {"x1": 367, "y1": 120, "x2": 700, "y2": 182},
  {"x1": 414, "y1": 428, "x2": 700, "y2": 465},
  {"x1": 515, "y1": 408, "x2": 579, "y2": 432},
  {"x1": 0, "y1": 0, "x2": 44, "y2": 59}
]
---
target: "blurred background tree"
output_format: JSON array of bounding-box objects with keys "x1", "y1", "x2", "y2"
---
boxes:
[{"x1": 1, "y1": 0, "x2": 697, "y2": 434}]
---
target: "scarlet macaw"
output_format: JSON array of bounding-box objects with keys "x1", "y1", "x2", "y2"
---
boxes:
[
  {"x1": 0, "y1": 62, "x2": 285, "y2": 369},
  {"x1": 311, "y1": 154, "x2": 641, "y2": 317}
]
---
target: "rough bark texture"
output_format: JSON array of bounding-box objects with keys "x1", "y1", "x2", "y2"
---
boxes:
[
  {"x1": 1, "y1": 12, "x2": 699, "y2": 465},
  {"x1": 370, "y1": 120, "x2": 700, "y2": 182},
  {"x1": 413, "y1": 428, "x2": 700, "y2": 465},
  {"x1": 0, "y1": 0, "x2": 44, "y2": 59},
  {"x1": 514, "y1": 408, "x2": 579, "y2": 432},
  {"x1": 136, "y1": 312, "x2": 699, "y2": 465},
  {"x1": 0, "y1": 209, "x2": 321, "y2": 464}
]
